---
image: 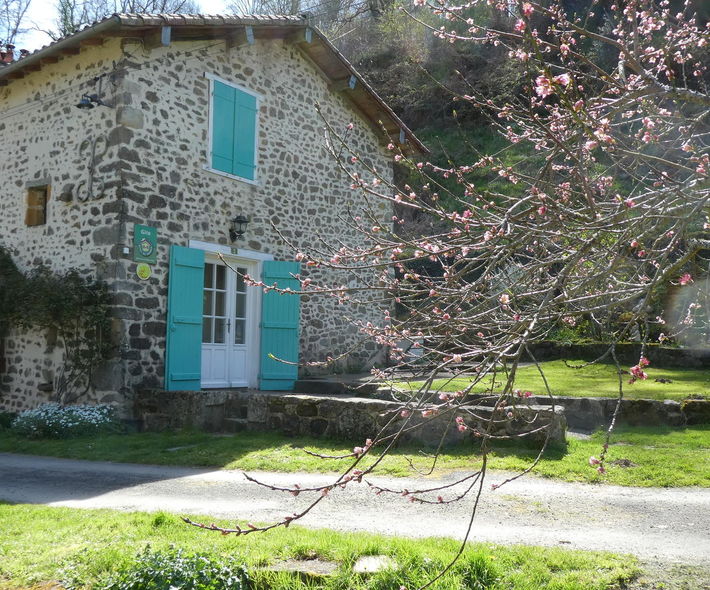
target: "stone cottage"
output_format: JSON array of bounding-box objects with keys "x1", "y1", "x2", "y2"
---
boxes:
[{"x1": 0, "y1": 13, "x2": 424, "y2": 413}]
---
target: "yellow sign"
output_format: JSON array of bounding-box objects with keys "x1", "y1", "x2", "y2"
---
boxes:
[{"x1": 136, "y1": 263, "x2": 152, "y2": 280}]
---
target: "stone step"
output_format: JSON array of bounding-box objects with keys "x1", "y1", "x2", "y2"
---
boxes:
[
  {"x1": 294, "y1": 377, "x2": 379, "y2": 396},
  {"x1": 222, "y1": 417, "x2": 248, "y2": 433}
]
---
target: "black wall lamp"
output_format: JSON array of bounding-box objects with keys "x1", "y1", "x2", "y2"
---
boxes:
[
  {"x1": 76, "y1": 75, "x2": 112, "y2": 110},
  {"x1": 230, "y1": 215, "x2": 249, "y2": 241},
  {"x1": 76, "y1": 93, "x2": 106, "y2": 109}
]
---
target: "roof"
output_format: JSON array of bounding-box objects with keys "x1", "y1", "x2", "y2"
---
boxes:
[{"x1": 0, "y1": 13, "x2": 426, "y2": 154}]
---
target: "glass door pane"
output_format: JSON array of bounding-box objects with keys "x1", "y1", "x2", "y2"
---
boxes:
[
  {"x1": 202, "y1": 262, "x2": 228, "y2": 344},
  {"x1": 234, "y1": 267, "x2": 247, "y2": 345}
]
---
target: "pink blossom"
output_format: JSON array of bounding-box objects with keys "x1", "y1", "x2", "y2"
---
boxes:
[
  {"x1": 346, "y1": 122, "x2": 354, "y2": 130},
  {"x1": 400, "y1": 410, "x2": 411, "y2": 418},
  {"x1": 499, "y1": 293, "x2": 511, "y2": 305},
  {"x1": 679, "y1": 273, "x2": 693, "y2": 285},
  {"x1": 629, "y1": 364, "x2": 648, "y2": 381},
  {"x1": 553, "y1": 73, "x2": 571, "y2": 86},
  {"x1": 514, "y1": 19, "x2": 526, "y2": 32},
  {"x1": 535, "y1": 75, "x2": 553, "y2": 98},
  {"x1": 521, "y1": 2, "x2": 533, "y2": 17},
  {"x1": 589, "y1": 456, "x2": 601, "y2": 466}
]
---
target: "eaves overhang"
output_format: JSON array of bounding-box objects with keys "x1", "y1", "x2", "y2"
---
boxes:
[{"x1": 0, "y1": 13, "x2": 427, "y2": 154}]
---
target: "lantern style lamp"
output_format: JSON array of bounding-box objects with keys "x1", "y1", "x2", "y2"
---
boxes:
[{"x1": 229, "y1": 215, "x2": 249, "y2": 241}]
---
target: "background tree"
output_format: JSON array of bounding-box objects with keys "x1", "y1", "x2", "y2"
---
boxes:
[
  {"x1": 0, "y1": 0, "x2": 31, "y2": 45},
  {"x1": 51, "y1": 0, "x2": 201, "y2": 39},
  {"x1": 187, "y1": 2, "x2": 709, "y2": 584}
]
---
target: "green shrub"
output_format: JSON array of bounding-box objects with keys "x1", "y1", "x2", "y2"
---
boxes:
[
  {"x1": 0, "y1": 411, "x2": 17, "y2": 430},
  {"x1": 98, "y1": 546, "x2": 250, "y2": 590},
  {"x1": 11, "y1": 403, "x2": 121, "y2": 439}
]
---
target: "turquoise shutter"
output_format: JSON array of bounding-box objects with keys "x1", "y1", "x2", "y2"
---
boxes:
[
  {"x1": 233, "y1": 90, "x2": 257, "y2": 180},
  {"x1": 165, "y1": 245, "x2": 205, "y2": 391},
  {"x1": 211, "y1": 80, "x2": 257, "y2": 181},
  {"x1": 212, "y1": 81, "x2": 236, "y2": 174},
  {"x1": 259, "y1": 261, "x2": 300, "y2": 390}
]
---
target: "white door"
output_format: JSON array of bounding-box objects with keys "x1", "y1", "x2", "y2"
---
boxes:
[{"x1": 201, "y1": 258, "x2": 256, "y2": 388}]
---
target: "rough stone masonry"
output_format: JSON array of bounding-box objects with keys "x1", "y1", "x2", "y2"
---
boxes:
[{"x1": 0, "y1": 25, "x2": 394, "y2": 413}]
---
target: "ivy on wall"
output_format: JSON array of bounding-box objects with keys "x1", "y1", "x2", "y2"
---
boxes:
[{"x1": 0, "y1": 248, "x2": 113, "y2": 405}]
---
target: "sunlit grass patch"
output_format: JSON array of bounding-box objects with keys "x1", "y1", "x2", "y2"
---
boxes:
[
  {"x1": 0, "y1": 424, "x2": 707, "y2": 487},
  {"x1": 401, "y1": 359, "x2": 710, "y2": 401},
  {"x1": 0, "y1": 504, "x2": 638, "y2": 590}
]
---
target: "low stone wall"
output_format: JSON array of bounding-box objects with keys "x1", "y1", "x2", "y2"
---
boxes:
[
  {"x1": 134, "y1": 390, "x2": 566, "y2": 445},
  {"x1": 526, "y1": 341, "x2": 710, "y2": 368},
  {"x1": 454, "y1": 394, "x2": 709, "y2": 430}
]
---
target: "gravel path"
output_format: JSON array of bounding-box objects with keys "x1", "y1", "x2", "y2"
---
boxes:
[{"x1": 1, "y1": 452, "x2": 708, "y2": 568}]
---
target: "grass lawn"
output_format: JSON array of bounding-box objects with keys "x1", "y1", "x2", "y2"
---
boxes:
[
  {"x1": 0, "y1": 503, "x2": 638, "y2": 590},
  {"x1": 0, "y1": 425, "x2": 707, "y2": 487},
  {"x1": 402, "y1": 359, "x2": 710, "y2": 401}
]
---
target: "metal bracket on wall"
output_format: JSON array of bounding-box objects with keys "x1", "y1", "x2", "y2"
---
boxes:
[{"x1": 75, "y1": 134, "x2": 108, "y2": 202}]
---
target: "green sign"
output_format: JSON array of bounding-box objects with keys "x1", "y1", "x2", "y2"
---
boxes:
[{"x1": 133, "y1": 224, "x2": 157, "y2": 264}]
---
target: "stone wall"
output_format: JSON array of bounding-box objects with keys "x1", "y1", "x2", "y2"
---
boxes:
[
  {"x1": 108, "y1": 36, "x2": 392, "y2": 393},
  {"x1": 467, "y1": 394, "x2": 709, "y2": 430},
  {"x1": 526, "y1": 341, "x2": 710, "y2": 368},
  {"x1": 0, "y1": 33, "x2": 394, "y2": 411},
  {"x1": 134, "y1": 389, "x2": 567, "y2": 445},
  {"x1": 0, "y1": 39, "x2": 126, "y2": 410}
]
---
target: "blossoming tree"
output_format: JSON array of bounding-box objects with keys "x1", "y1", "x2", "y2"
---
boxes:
[{"x1": 186, "y1": 0, "x2": 708, "y2": 581}]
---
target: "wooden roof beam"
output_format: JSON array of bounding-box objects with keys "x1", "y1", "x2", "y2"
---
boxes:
[
  {"x1": 225, "y1": 26, "x2": 255, "y2": 50},
  {"x1": 285, "y1": 27, "x2": 312, "y2": 45},
  {"x1": 143, "y1": 25, "x2": 172, "y2": 50},
  {"x1": 80, "y1": 37, "x2": 105, "y2": 47},
  {"x1": 329, "y1": 74, "x2": 357, "y2": 93}
]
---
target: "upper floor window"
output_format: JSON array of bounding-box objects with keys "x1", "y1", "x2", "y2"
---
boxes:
[{"x1": 206, "y1": 74, "x2": 259, "y2": 184}]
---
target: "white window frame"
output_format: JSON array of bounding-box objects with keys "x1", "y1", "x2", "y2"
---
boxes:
[{"x1": 203, "y1": 72, "x2": 262, "y2": 186}]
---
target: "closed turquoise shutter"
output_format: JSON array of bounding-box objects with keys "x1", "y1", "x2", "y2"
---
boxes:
[
  {"x1": 211, "y1": 81, "x2": 236, "y2": 174},
  {"x1": 211, "y1": 80, "x2": 257, "y2": 181},
  {"x1": 233, "y1": 90, "x2": 257, "y2": 180},
  {"x1": 165, "y1": 245, "x2": 205, "y2": 391},
  {"x1": 259, "y1": 261, "x2": 300, "y2": 390}
]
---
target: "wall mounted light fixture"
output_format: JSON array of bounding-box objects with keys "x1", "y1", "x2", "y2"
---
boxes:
[
  {"x1": 76, "y1": 93, "x2": 107, "y2": 109},
  {"x1": 229, "y1": 215, "x2": 249, "y2": 241}
]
